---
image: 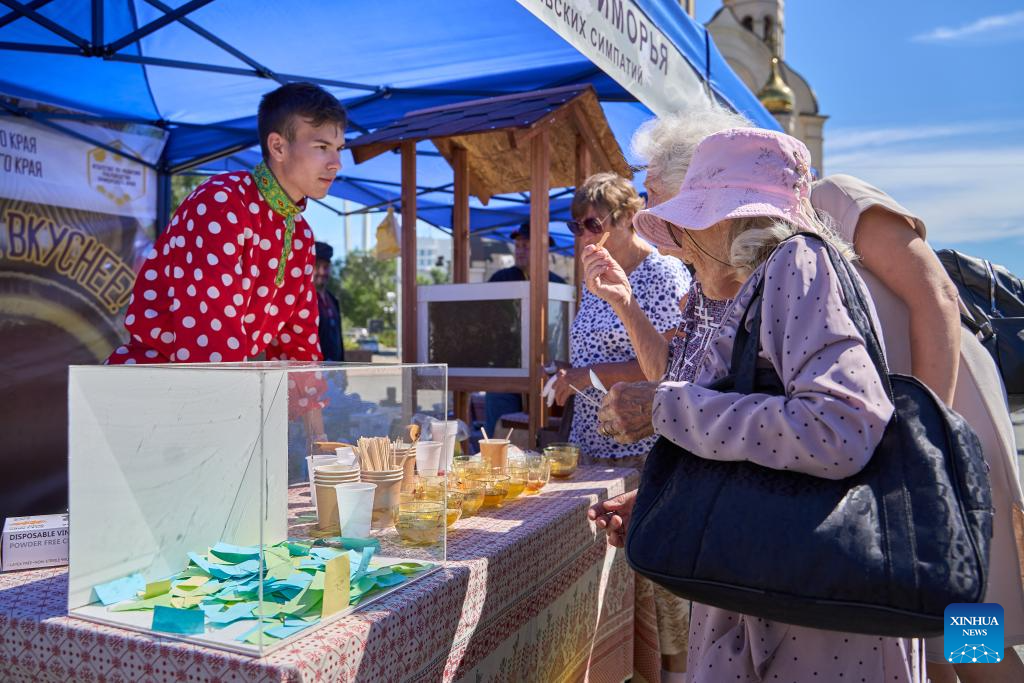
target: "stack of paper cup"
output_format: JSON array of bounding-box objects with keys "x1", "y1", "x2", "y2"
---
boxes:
[
  {"x1": 393, "y1": 443, "x2": 418, "y2": 493},
  {"x1": 306, "y1": 454, "x2": 338, "y2": 506},
  {"x1": 415, "y1": 440, "x2": 443, "y2": 477},
  {"x1": 335, "y1": 482, "x2": 376, "y2": 538},
  {"x1": 313, "y1": 464, "x2": 360, "y2": 530},
  {"x1": 431, "y1": 420, "x2": 459, "y2": 473},
  {"x1": 334, "y1": 446, "x2": 358, "y2": 468},
  {"x1": 360, "y1": 468, "x2": 405, "y2": 528}
]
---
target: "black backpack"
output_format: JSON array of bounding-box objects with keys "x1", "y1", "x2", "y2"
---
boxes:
[{"x1": 936, "y1": 250, "x2": 1024, "y2": 395}]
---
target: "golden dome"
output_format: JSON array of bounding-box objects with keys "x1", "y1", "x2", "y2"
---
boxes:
[{"x1": 758, "y1": 56, "x2": 795, "y2": 114}]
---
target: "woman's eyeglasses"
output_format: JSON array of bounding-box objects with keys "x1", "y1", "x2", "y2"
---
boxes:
[{"x1": 566, "y1": 213, "x2": 611, "y2": 237}]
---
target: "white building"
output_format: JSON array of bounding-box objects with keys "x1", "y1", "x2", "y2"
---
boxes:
[
  {"x1": 707, "y1": 0, "x2": 827, "y2": 172},
  {"x1": 415, "y1": 236, "x2": 451, "y2": 274}
]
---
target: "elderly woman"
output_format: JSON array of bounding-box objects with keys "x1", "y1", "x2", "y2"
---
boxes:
[
  {"x1": 586, "y1": 128, "x2": 924, "y2": 681},
  {"x1": 550, "y1": 172, "x2": 690, "y2": 465},
  {"x1": 621, "y1": 104, "x2": 1024, "y2": 683}
]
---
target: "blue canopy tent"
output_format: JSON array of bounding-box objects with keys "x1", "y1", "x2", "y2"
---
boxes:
[
  {"x1": 0, "y1": 0, "x2": 779, "y2": 239},
  {"x1": 0, "y1": 1, "x2": 783, "y2": 516}
]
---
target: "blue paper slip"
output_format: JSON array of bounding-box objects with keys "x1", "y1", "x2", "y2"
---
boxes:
[
  {"x1": 208, "y1": 543, "x2": 260, "y2": 564},
  {"x1": 201, "y1": 601, "x2": 259, "y2": 625},
  {"x1": 94, "y1": 573, "x2": 146, "y2": 606},
  {"x1": 265, "y1": 621, "x2": 314, "y2": 639},
  {"x1": 152, "y1": 605, "x2": 205, "y2": 635}
]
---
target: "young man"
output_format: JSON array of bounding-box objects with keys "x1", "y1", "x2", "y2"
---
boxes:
[{"x1": 107, "y1": 82, "x2": 346, "y2": 365}]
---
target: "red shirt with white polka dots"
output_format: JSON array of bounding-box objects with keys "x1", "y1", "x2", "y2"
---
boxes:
[{"x1": 107, "y1": 171, "x2": 323, "y2": 365}]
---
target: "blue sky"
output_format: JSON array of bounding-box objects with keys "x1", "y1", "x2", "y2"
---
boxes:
[
  {"x1": 698, "y1": 1, "x2": 1024, "y2": 274},
  {"x1": 309, "y1": 3, "x2": 1024, "y2": 275}
]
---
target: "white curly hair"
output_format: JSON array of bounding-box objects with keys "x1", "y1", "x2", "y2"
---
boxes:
[{"x1": 631, "y1": 102, "x2": 754, "y2": 196}]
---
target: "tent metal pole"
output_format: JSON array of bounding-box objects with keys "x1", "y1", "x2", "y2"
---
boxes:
[
  {"x1": 102, "y1": 0, "x2": 214, "y2": 55},
  {"x1": 0, "y1": 39, "x2": 79, "y2": 54},
  {"x1": 91, "y1": 0, "x2": 102, "y2": 47},
  {"x1": 0, "y1": 0, "x2": 51, "y2": 30},
  {"x1": 155, "y1": 166, "x2": 172, "y2": 237},
  {"x1": 0, "y1": 100, "x2": 156, "y2": 169},
  {"x1": 0, "y1": 0, "x2": 89, "y2": 49},
  {"x1": 141, "y1": 0, "x2": 281, "y2": 80}
]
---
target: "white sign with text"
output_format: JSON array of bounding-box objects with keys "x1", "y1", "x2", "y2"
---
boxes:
[{"x1": 517, "y1": 0, "x2": 710, "y2": 116}]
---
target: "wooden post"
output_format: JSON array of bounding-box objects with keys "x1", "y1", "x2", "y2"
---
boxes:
[
  {"x1": 401, "y1": 141, "x2": 417, "y2": 364},
  {"x1": 451, "y1": 145, "x2": 471, "y2": 425},
  {"x1": 452, "y1": 146, "x2": 470, "y2": 283},
  {"x1": 528, "y1": 130, "x2": 550, "y2": 448},
  {"x1": 574, "y1": 135, "x2": 592, "y2": 306}
]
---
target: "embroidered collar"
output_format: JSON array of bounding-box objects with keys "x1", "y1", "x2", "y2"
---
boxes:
[{"x1": 253, "y1": 161, "x2": 304, "y2": 286}]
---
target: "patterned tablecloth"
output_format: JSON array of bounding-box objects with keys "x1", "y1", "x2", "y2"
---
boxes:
[{"x1": 0, "y1": 466, "x2": 638, "y2": 682}]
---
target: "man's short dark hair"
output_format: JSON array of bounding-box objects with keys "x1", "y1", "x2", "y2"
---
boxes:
[{"x1": 257, "y1": 82, "x2": 348, "y2": 158}]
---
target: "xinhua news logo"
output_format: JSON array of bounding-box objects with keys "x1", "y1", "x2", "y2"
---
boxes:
[{"x1": 944, "y1": 603, "x2": 1004, "y2": 664}]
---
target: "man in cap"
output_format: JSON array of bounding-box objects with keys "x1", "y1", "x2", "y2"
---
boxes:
[
  {"x1": 313, "y1": 241, "x2": 344, "y2": 361},
  {"x1": 484, "y1": 221, "x2": 566, "y2": 435},
  {"x1": 488, "y1": 221, "x2": 567, "y2": 283}
]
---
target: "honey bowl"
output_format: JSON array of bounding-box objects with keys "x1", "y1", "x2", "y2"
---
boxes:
[
  {"x1": 524, "y1": 455, "x2": 551, "y2": 494},
  {"x1": 543, "y1": 443, "x2": 580, "y2": 479},
  {"x1": 469, "y1": 474, "x2": 510, "y2": 509},
  {"x1": 458, "y1": 482, "x2": 485, "y2": 517},
  {"x1": 504, "y1": 466, "x2": 528, "y2": 500},
  {"x1": 394, "y1": 500, "x2": 445, "y2": 546},
  {"x1": 445, "y1": 490, "x2": 464, "y2": 527}
]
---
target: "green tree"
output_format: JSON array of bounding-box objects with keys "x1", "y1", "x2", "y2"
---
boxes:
[
  {"x1": 171, "y1": 173, "x2": 204, "y2": 209},
  {"x1": 416, "y1": 266, "x2": 448, "y2": 286},
  {"x1": 338, "y1": 250, "x2": 396, "y2": 329}
]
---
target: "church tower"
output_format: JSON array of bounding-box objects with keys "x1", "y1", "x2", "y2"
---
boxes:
[
  {"x1": 709, "y1": 1, "x2": 827, "y2": 172},
  {"x1": 723, "y1": 0, "x2": 785, "y2": 57}
]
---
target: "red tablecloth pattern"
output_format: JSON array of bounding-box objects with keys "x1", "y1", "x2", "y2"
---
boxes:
[{"x1": 1, "y1": 466, "x2": 638, "y2": 682}]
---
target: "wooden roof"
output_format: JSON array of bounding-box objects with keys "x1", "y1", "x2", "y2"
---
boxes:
[{"x1": 347, "y1": 84, "x2": 630, "y2": 204}]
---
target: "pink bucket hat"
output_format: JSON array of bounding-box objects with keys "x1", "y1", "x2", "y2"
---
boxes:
[{"x1": 633, "y1": 128, "x2": 814, "y2": 248}]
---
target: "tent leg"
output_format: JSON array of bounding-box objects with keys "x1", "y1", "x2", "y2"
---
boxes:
[{"x1": 156, "y1": 168, "x2": 172, "y2": 236}]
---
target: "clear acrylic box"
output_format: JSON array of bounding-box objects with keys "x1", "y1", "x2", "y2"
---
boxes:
[{"x1": 67, "y1": 361, "x2": 447, "y2": 656}]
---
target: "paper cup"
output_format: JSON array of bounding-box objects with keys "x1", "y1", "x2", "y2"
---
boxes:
[
  {"x1": 335, "y1": 482, "x2": 376, "y2": 539},
  {"x1": 307, "y1": 454, "x2": 339, "y2": 506},
  {"x1": 430, "y1": 421, "x2": 459, "y2": 473},
  {"x1": 415, "y1": 440, "x2": 443, "y2": 477},
  {"x1": 335, "y1": 446, "x2": 357, "y2": 467},
  {"x1": 315, "y1": 483, "x2": 340, "y2": 530},
  {"x1": 479, "y1": 439, "x2": 510, "y2": 470}
]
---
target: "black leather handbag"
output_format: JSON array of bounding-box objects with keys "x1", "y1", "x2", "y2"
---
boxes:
[
  {"x1": 937, "y1": 249, "x2": 1024, "y2": 395},
  {"x1": 625, "y1": 234, "x2": 994, "y2": 638}
]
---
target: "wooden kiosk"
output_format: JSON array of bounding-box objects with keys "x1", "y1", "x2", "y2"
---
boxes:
[{"x1": 348, "y1": 85, "x2": 630, "y2": 445}]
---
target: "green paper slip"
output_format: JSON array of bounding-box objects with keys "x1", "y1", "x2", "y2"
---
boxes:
[
  {"x1": 142, "y1": 579, "x2": 171, "y2": 599},
  {"x1": 109, "y1": 593, "x2": 174, "y2": 612},
  {"x1": 209, "y1": 542, "x2": 261, "y2": 564}
]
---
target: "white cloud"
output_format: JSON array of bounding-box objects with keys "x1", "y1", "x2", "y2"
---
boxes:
[
  {"x1": 826, "y1": 145, "x2": 1024, "y2": 243},
  {"x1": 826, "y1": 123, "x2": 1013, "y2": 154},
  {"x1": 913, "y1": 10, "x2": 1024, "y2": 43}
]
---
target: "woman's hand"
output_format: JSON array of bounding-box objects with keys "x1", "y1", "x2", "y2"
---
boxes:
[
  {"x1": 582, "y1": 244, "x2": 632, "y2": 310},
  {"x1": 588, "y1": 490, "x2": 638, "y2": 547},
  {"x1": 551, "y1": 366, "x2": 591, "y2": 406},
  {"x1": 596, "y1": 381, "x2": 658, "y2": 443}
]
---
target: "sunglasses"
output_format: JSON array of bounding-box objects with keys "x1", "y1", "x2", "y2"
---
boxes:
[{"x1": 566, "y1": 213, "x2": 611, "y2": 237}]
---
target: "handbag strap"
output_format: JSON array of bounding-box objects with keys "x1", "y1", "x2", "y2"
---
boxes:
[
  {"x1": 728, "y1": 281, "x2": 767, "y2": 395},
  {"x1": 726, "y1": 232, "x2": 895, "y2": 405},
  {"x1": 809, "y1": 234, "x2": 897, "y2": 404}
]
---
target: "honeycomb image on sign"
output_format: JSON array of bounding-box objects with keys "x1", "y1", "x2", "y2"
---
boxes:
[
  {"x1": 0, "y1": 198, "x2": 140, "y2": 522},
  {"x1": 87, "y1": 141, "x2": 147, "y2": 208}
]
